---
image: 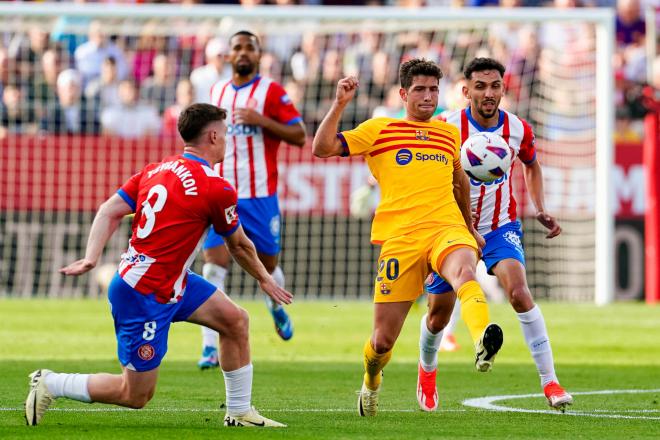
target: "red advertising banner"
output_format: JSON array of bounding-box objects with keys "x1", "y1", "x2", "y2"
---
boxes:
[{"x1": 0, "y1": 135, "x2": 645, "y2": 218}]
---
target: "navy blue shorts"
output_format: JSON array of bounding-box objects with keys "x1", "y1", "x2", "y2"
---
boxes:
[
  {"x1": 426, "y1": 220, "x2": 525, "y2": 294},
  {"x1": 109, "y1": 271, "x2": 216, "y2": 372},
  {"x1": 203, "y1": 194, "x2": 281, "y2": 256}
]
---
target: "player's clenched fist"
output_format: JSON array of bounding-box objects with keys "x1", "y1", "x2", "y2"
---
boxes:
[{"x1": 336, "y1": 76, "x2": 359, "y2": 105}]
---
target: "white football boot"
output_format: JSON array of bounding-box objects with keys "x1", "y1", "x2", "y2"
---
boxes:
[
  {"x1": 224, "y1": 406, "x2": 286, "y2": 427},
  {"x1": 25, "y1": 369, "x2": 55, "y2": 426}
]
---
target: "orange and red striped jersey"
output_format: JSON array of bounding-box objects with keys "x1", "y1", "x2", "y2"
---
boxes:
[{"x1": 338, "y1": 117, "x2": 466, "y2": 243}]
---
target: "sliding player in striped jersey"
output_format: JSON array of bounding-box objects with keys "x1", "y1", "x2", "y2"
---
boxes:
[
  {"x1": 420, "y1": 58, "x2": 573, "y2": 411},
  {"x1": 198, "y1": 31, "x2": 306, "y2": 369}
]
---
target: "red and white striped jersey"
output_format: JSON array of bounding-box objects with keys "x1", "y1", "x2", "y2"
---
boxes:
[
  {"x1": 116, "y1": 153, "x2": 239, "y2": 304},
  {"x1": 210, "y1": 75, "x2": 302, "y2": 199},
  {"x1": 445, "y1": 107, "x2": 537, "y2": 234}
]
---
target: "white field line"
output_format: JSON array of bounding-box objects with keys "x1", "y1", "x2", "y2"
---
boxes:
[
  {"x1": 0, "y1": 407, "x2": 467, "y2": 413},
  {"x1": 462, "y1": 388, "x2": 660, "y2": 421}
]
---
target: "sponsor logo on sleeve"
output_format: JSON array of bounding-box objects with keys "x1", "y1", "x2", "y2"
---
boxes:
[{"x1": 224, "y1": 205, "x2": 237, "y2": 224}]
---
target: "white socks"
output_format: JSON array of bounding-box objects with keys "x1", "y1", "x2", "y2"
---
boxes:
[
  {"x1": 444, "y1": 299, "x2": 460, "y2": 336},
  {"x1": 265, "y1": 266, "x2": 285, "y2": 311},
  {"x1": 517, "y1": 305, "x2": 558, "y2": 386},
  {"x1": 203, "y1": 262, "x2": 227, "y2": 292},
  {"x1": 222, "y1": 363, "x2": 253, "y2": 416},
  {"x1": 44, "y1": 372, "x2": 92, "y2": 403},
  {"x1": 419, "y1": 313, "x2": 444, "y2": 372},
  {"x1": 201, "y1": 263, "x2": 227, "y2": 349}
]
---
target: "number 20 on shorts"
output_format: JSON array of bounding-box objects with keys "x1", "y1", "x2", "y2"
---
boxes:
[{"x1": 378, "y1": 258, "x2": 399, "y2": 280}]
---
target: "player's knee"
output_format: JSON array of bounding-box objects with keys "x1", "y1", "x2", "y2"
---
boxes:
[
  {"x1": 223, "y1": 306, "x2": 249, "y2": 340},
  {"x1": 453, "y1": 264, "x2": 477, "y2": 286},
  {"x1": 508, "y1": 284, "x2": 533, "y2": 311},
  {"x1": 122, "y1": 386, "x2": 155, "y2": 409},
  {"x1": 427, "y1": 312, "x2": 450, "y2": 333},
  {"x1": 371, "y1": 333, "x2": 395, "y2": 353}
]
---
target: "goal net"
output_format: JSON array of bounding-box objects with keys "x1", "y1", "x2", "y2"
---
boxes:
[{"x1": 0, "y1": 4, "x2": 614, "y2": 302}]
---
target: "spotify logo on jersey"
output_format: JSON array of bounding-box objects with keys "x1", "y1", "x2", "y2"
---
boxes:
[{"x1": 396, "y1": 149, "x2": 412, "y2": 165}]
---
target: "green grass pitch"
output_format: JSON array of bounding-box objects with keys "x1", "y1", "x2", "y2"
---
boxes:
[{"x1": 1, "y1": 299, "x2": 659, "y2": 439}]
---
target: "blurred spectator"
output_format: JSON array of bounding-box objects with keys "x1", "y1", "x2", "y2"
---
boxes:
[
  {"x1": 343, "y1": 28, "x2": 381, "y2": 78},
  {"x1": 259, "y1": 51, "x2": 284, "y2": 83},
  {"x1": 0, "y1": 84, "x2": 36, "y2": 138},
  {"x1": 101, "y1": 79, "x2": 160, "y2": 138},
  {"x1": 616, "y1": 0, "x2": 646, "y2": 47},
  {"x1": 29, "y1": 48, "x2": 64, "y2": 120},
  {"x1": 140, "y1": 53, "x2": 177, "y2": 114},
  {"x1": 162, "y1": 79, "x2": 194, "y2": 138},
  {"x1": 358, "y1": 51, "x2": 396, "y2": 114},
  {"x1": 190, "y1": 37, "x2": 231, "y2": 104},
  {"x1": 75, "y1": 20, "x2": 128, "y2": 86},
  {"x1": 283, "y1": 80, "x2": 304, "y2": 109},
  {"x1": 40, "y1": 69, "x2": 100, "y2": 135},
  {"x1": 372, "y1": 85, "x2": 403, "y2": 118},
  {"x1": 85, "y1": 56, "x2": 122, "y2": 110},
  {"x1": 290, "y1": 32, "x2": 323, "y2": 83},
  {"x1": 7, "y1": 25, "x2": 50, "y2": 88},
  {"x1": 131, "y1": 20, "x2": 169, "y2": 86}
]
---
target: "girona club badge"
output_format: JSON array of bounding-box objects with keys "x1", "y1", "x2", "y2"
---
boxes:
[
  {"x1": 137, "y1": 344, "x2": 155, "y2": 361},
  {"x1": 246, "y1": 97, "x2": 258, "y2": 109}
]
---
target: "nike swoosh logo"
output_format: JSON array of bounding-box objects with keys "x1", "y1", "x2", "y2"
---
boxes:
[
  {"x1": 250, "y1": 421, "x2": 266, "y2": 427},
  {"x1": 447, "y1": 239, "x2": 459, "y2": 244}
]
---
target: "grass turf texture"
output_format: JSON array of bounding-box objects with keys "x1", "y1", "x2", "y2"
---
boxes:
[{"x1": 1, "y1": 299, "x2": 659, "y2": 439}]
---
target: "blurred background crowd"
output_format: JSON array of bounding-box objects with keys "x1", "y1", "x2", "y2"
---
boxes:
[{"x1": 0, "y1": 0, "x2": 657, "y2": 142}]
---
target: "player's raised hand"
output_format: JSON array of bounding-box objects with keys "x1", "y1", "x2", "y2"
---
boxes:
[
  {"x1": 536, "y1": 211, "x2": 562, "y2": 238},
  {"x1": 336, "y1": 76, "x2": 359, "y2": 106},
  {"x1": 234, "y1": 107, "x2": 265, "y2": 126},
  {"x1": 259, "y1": 278, "x2": 294, "y2": 305},
  {"x1": 60, "y1": 258, "x2": 96, "y2": 276}
]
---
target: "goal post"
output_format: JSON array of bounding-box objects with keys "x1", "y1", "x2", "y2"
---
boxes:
[{"x1": 0, "y1": 4, "x2": 615, "y2": 303}]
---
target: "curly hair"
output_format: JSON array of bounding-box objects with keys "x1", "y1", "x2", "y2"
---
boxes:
[{"x1": 399, "y1": 58, "x2": 443, "y2": 90}]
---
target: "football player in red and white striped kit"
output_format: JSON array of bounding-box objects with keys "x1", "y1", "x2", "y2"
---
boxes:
[
  {"x1": 26, "y1": 104, "x2": 291, "y2": 427},
  {"x1": 198, "y1": 31, "x2": 306, "y2": 369},
  {"x1": 419, "y1": 58, "x2": 573, "y2": 412}
]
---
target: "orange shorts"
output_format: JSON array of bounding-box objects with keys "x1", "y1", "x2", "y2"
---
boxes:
[{"x1": 373, "y1": 225, "x2": 477, "y2": 303}]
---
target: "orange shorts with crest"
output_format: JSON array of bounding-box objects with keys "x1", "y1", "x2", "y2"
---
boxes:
[{"x1": 373, "y1": 225, "x2": 477, "y2": 303}]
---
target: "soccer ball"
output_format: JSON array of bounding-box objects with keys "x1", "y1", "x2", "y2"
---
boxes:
[{"x1": 460, "y1": 132, "x2": 513, "y2": 182}]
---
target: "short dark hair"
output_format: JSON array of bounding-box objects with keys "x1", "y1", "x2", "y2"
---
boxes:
[
  {"x1": 399, "y1": 58, "x2": 443, "y2": 90},
  {"x1": 464, "y1": 57, "x2": 506, "y2": 80},
  {"x1": 177, "y1": 103, "x2": 227, "y2": 142},
  {"x1": 229, "y1": 30, "x2": 261, "y2": 49}
]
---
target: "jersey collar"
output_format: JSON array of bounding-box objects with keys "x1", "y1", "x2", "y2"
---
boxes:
[
  {"x1": 466, "y1": 106, "x2": 504, "y2": 132},
  {"x1": 182, "y1": 153, "x2": 210, "y2": 167},
  {"x1": 231, "y1": 74, "x2": 261, "y2": 91}
]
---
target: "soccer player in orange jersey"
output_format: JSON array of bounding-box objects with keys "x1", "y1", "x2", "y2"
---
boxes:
[{"x1": 313, "y1": 59, "x2": 503, "y2": 416}]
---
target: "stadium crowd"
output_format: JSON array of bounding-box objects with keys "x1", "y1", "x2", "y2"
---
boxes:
[{"x1": 0, "y1": 0, "x2": 657, "y2": 141}]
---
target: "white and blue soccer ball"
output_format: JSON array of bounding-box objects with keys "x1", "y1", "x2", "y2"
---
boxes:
[{"x1": 460, "y1": 132, "x2": 513, "y2": 182}]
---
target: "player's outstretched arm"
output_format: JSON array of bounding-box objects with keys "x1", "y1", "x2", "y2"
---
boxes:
[
  {"x1": 523, "y1": 159, "x2": 561, "y2": 238},
  {"x1": 223, "y1": 225, "x2": 293, "y2": 305},
  {"x1": 60, "y1": 194, "x2": 133, "y2": 276},
  {"x1": 312, "y1": 76, "x2": 359, "y2": 158}
]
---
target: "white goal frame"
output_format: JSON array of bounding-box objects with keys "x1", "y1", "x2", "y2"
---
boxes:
[{"x1": 0, "y1": 3, "x2": 616, "y2": 304}]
